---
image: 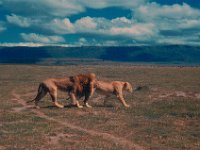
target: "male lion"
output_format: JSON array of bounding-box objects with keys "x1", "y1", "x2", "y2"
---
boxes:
[
  {"x1": 27, "y1": 73, "x2": 96, "y2": 109},
  {"x1": 95, "y1": 80, "x2": 133, "y2": 108},
  {"x1": 69, "y1": 73, "x2": 96, "y2": 108}
]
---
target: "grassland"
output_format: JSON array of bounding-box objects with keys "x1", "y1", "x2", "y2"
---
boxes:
[{"x1": 0, "y1": 64, "x2": 199, "y2": 150}]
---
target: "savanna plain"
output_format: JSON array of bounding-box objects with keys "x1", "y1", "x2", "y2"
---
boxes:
[{"x1": 0, "y1": 64, "x2": 199, "y2": 150}]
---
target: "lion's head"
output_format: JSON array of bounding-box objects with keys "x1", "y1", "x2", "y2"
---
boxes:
[
  {"x1": 70, "y1": 73, "x2": 97, "y2": 98},
  {"x1": 124, "y1": 82, "x2": 133, "y2": 93}
]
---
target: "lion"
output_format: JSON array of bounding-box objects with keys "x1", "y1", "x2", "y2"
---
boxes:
[
  {"x1": 94, "y1": 80, "x2": 133, "y2": 108},
  {"x1": 27, "y1": 73, "x2": 96, "y2": 109},
  {"x1": 69, "y1": 73, "x2": 96, "y2": 108}
]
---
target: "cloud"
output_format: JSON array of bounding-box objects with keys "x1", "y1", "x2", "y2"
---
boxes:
[
  {"x1": 178, "y1": 19, "x2": 200, "y2": 29},
  {"x1": 157, "y1": 35, "x2": 200, "y2": 45},
  {"x1": 133, "y1": 3, "x2": 200, "y2": 30},
  {"x1": 20, "y1": 33, "x2": 65, "y2": 43},
  {"x1": 1, "y1": 0, "x2": 200, "y2": 45},
  {"x1": 75, "y1": 16, "x2": 97, "y2": 32},
  {"x1": 134, "y1": 3, "x2": 200, "y2": 21},
  {"x1": 131, "y1": 2, "x2": 200, "y2": 44},
  {"x1": 2, "y1": 0, "x2": 145, "y2": 17},
  {"x1": 73, "y1": 16, "x2": 158, "y2": 42},
  {"x1": 110, "y1": 23, "x2": 157, "y2": 41},
  {"x1": 41, "y1": 16, "x2": 158, "y2": 42},
  {"x1": 2, "y1": 0, "x2": 84, "y2": 17},
  {"x1": 0, "y1": 42, "x2": 46, "y2": 47},
  {"x1": 46, "y1": 18, "x2": 75, "y2": 34},
  {"x1": 79, "y1": 0, "x2": 145, "y2": 9},
  {"x1": 6, "y1": 14, "x2": 33, "y2": 27},
  {"x1": 0, "y1": 42, "x2": 70, "y2": 47},
  {"x1": 78, "y1": 37, "x2": 87, "y2": 46},
  {"x1": 111, "y1": 17, "x2": 131, "y2": 26}
]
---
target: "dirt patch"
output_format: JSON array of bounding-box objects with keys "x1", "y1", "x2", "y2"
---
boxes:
[
  {"x1": 195, "y1": 93, "x2": 200, "y2": 99},
  {"x1": 174, "y1": 119, "x2": 185, "y2": 128},
  {"x1": 12, "y1": 107, "x2": 27, "y2": 113},
  {"x1": 92, "y1": 95, "x2": 106, "y2": 104},
  {"x1": 175, "y1": 91, "x2": 187, "y2": 97},
  {"x1": 0, "y1": 146, "x2": 6, "y2": 150},
  {"x1": 47, "y1": 133, "x2": 80, "y2": 149},
  {"x1": 149, "y1": 89, "x2": 200, "y2": 102},
  {"x1": 11, "y1": 89, "x2": 145, "y2": 150}
]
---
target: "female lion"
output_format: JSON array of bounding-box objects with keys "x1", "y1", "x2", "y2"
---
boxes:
[{"x1": 95, "y1": 80, "x2": 133, "y2": 108}]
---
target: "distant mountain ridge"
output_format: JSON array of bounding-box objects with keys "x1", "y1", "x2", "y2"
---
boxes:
[{"x1": 0, "y1": 45, "x2": 200, "y2": 65}]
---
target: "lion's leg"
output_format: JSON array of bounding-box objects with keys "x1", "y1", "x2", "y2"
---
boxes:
[
  {"x1": 83, "y1": 96, "x2": 92, "y2": 108},
  {"x1": 34, "y1": 90, "x2": 47, "y2": 109},
  {"x1": 69, "y1": 93, "x2": 83, "y2": 108},
  {"x1": 83, "y1": 84, "x2": 96, "y2": 108},
  {"x1": 76, "y1": 101, "x2": 83, "y2": 109},
  {"x1": 85, "y1": 102, "x2": 92, "y2": 108},
  {"x1": 49, "y1": 90, "x2": 64, "y2": 108},
  {"x1": 84, "y1": 100, "x2": 92, "y2": 108},
  {"x1": 115, "y1": 90, "x2": 130, "y2": 108}
]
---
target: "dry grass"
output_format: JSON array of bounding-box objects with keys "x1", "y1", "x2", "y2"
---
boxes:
[{"x1": 0, "y1": 64, "x2": 200, "y2": 150}]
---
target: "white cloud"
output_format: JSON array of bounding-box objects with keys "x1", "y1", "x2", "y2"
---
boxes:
[
  {"x1": 133, "y1": 3, "x2": 200, "y2": 31},
  {"x1": 157, "y1": 35, "x2": 200, "y2": 45},
  {"x1": 0, "y1": 42, "x2": 70, "y2": 47},
  {"x1": 131, "y1": 2, "x2": 200, "y2": 44},
  {"x1": 79, "y1": 0, "x2": 145, "y2": 9},
  {"x1": 2, "y1": 0, "x2": 145, "y2": 17},
  {"x1": 75, "y1": 16, "x2": 97, "y2": 32},
  {"x1": 0, "y1": 42, "x2": 45, "y2": 47},
  {"x1": 135, "y1": 3, "x2": 200, "y2": 21},
  {"x1": 47, "y1": 16, "x2": 157, "y2": 42},
  {"x1": 46, "y1": 18, "x2": 75, "y2": 34},
  {"x1": 5, "y1": 14, "x2": 75, "y2": 34},
  {"x1": 2, "y1": 0, "x2": 84, "y2": 17},
  {"x1": 178, "y1": 19, "x2": 200, "y2": 29},
  {"x1": 73, "y1": 16, "x2": 158, "y2": 41},
  {"x1": 79, "y1": 37, "x2": 87, "y2": 43},
  {"x1": 2, "y1": 0, "x2": 200, "y2": 45},
  {"x1": 110, "y1": 23, "x2": 157, "y2": 41},
  {"x1": 78, "y1": 37, "x2": 87, "y2": 46},
  {"x1": 111, "y1": 17, "x2": 131, "y2": 25},
  {"x1": 6, "y1": 14, "x2": 33, "y2": 27},
  {"x1": 134, "y1": 3, "x2": 200, "y2": 30},
  {"x1": 43, "y1": 0, "x2": 84, "y2": 16},
  {"x1": 20, "y1": 33, "x2": 65, "y2": 43}
]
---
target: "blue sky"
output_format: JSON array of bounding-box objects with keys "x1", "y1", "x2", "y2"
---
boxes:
[{"x1": 0, "y1": 0, "x2": 200, "y2": 46}]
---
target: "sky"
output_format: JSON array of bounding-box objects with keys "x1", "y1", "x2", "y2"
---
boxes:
[{"x1": 0, "y1": 0, "x2": 200, "y2": 46}]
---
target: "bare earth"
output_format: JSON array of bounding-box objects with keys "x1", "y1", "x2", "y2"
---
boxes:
[{"x1": 0, "y1": 64, "x2": 200, "y2": 150}]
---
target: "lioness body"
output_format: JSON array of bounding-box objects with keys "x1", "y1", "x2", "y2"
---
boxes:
[{"x1": 95, "y1": 81, "x2": 133, "y2": 107}]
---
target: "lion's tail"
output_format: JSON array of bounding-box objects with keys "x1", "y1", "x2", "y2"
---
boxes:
[{"x1": 26, "y1": 83, "x2": 44, "y2": 103}]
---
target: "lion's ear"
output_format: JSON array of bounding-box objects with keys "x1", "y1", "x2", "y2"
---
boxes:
[
  {"x1": 124, "y1": 82, "x2": 131, "y2": 88},
  {"x1": 124, "y1": 82, "x2": 128, "y2": 87}
]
